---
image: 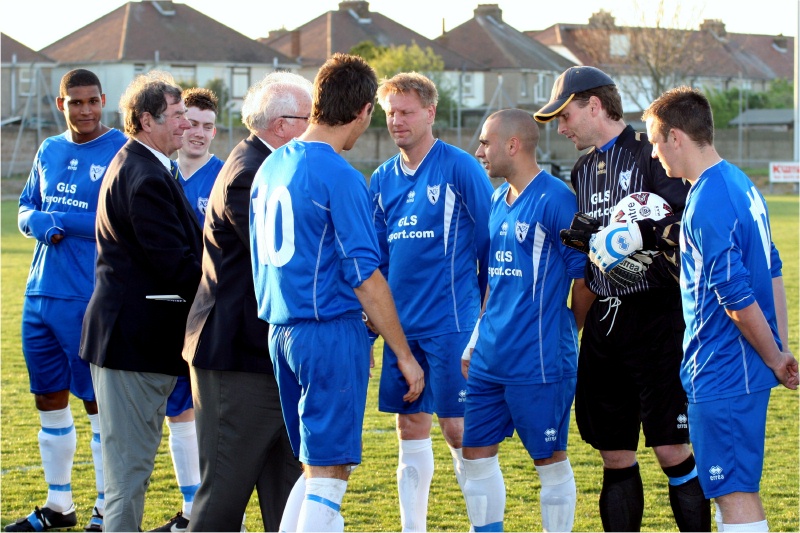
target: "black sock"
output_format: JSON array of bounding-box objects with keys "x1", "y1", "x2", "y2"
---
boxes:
[
  {"x1": 663, "y1": 455, "x2": 711, "y2": 532},
  {"x1": 599, "y1": 463, "x2": 644, "y2": 532}
]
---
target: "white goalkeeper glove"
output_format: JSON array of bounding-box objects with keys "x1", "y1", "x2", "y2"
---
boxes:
[{"x1": 588, "y1": 221, "x2": 643, "y2": 272}]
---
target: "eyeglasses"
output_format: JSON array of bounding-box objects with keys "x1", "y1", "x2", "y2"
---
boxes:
[{"x1": 281, "y1": 115, "x2": 309, "y2": 120}]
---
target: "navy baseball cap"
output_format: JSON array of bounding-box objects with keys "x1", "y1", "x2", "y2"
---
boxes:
[{"x1": 533, "y1": 66, "x2": 615, "y2": 123}]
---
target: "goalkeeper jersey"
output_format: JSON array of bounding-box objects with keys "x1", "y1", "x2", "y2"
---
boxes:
[
  {"x1": 570, "y1": 125, "x2": 690, "y2": 297},
  {"x1": 19, "y1": 128, "x2": 127, "y2": 301},
  {"x1": 370, "y1": 140, "x2": 493, "y2": 339},
  {"x1": 250, "y1": 140, "x2": 381, "y2": 325},
  {"x1": 680, "y1": 159, "x2": 782, "y2": 403},
  {"x1": 177, "y1": 155, "x2": 224, "y2": 225},
  {"x1": 469, "y1": 172, "x2": 586, "y2": 385}
]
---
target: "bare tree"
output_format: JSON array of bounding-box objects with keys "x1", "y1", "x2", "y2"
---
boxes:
[{"x1": 570, "y1": 0, "x2": 706, "y2": 110}]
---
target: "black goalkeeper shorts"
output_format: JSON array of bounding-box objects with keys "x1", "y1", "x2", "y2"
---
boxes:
[{"x1": 575, "y1": 287, "x2": 690, "y2": 451}]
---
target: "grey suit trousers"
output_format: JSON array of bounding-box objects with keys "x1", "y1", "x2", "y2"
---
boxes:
[
  {"x1": 188, "y1": 367, "x2": 301, "y2": 532},
  {"x1": 90, "y1": 364, "x2": 176, "y2": 532}
]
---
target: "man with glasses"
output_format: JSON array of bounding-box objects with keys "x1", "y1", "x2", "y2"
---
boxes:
[{"x1": 181, "y1": 72, "x2": 311, "y2": 532}]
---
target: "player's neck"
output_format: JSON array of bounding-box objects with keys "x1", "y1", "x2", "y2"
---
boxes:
[
  {"x1": 400, "y1": 135, "x2": 436, "y2": 170},
  {"x1": 71, "y1": 123, "x2": 110, "y2": 144},
  {"x1": 177, "y1": 152, "x2": 211, "y2": 178},
  {"x1": 506, "y1": 163, "x2": 541, "y2": 203}
]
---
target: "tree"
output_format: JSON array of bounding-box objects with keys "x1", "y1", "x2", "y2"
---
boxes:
[
  {"x1": 570, "y1": 1, "x2": 708, "y2": 110},
  {"x1": 349, "y1": 41, "x2": 455, "y2": 128},
  {"x1": 706, "y1": 79, "x2": 794, "y2": 129}
]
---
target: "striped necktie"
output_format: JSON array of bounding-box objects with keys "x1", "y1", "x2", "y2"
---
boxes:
[{"x1": 170, "y1": 160, "x2": 180, "y2": 180}]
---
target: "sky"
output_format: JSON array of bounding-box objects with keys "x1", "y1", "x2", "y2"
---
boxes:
[{"x1": 1, "y1": 0, "x2": 798, "y2": 52}]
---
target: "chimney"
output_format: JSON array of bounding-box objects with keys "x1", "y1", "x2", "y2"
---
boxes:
[
  {"x1": 475, "y1": 4, "x2": 503, "y2": 21},
  {"x1": 339, "y1": 1, "x2": 370, "y2": 19},
  {"x1": 773, "y1": 34, "x2": 788, "y2": 51},
  {"x1": 291, "y1": 29, "x2": 301, "y2": 57},
  {"x1": 588, "y1": 10, "x2": 615, "y2": 29},
  {"x1": 700, "y1": 19, "x2": 727, "y2": 39}
]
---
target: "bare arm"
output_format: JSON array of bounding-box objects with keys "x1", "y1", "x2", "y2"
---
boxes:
[
  {"x1": 773, "y1": 276, "x2": 790, "y2": 352},
  {"x1": 570, "y1": 278, "x2": 594, "y2": 332},
  {"x1": 726, "y1": 300, "x2": 798, "y2": 390},
  {"x1": 354, "y1": 269, "x2": 424, "y2": 402}
]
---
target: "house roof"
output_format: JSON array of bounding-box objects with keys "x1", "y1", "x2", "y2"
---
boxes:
[
  {"x1": 435, "y1": 4, "x2": 573, "y2": 72},
  {"x1": 729, "y1": 108, "x2": 794, "y2": 127},
  {"x1": 40, "y1": 1, "x2": 293, "y2": 66},
  {"x1": 1, "y1": 33, "x2": 54, "y2": 64},
  {"x1": 261, "y1": 0, "x2": 481, "y2": 71},
  {"x1": 528, "y1": 17, "x2": 794, "y2": 83}
]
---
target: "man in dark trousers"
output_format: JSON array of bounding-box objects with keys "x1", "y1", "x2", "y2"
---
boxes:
[
  {"x1": 79, "y1": 70, "x2": 202, "y2": 533},
  {"x1": 181, "y1": 71, "x2": 312, "y2": 532},
  {"x1": 534, "y1": 66, "x2": 710, "y2": 532}
]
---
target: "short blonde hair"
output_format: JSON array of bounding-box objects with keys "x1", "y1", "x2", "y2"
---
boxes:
[{"x1": 377, "y1": 72, "x2": 438, "y2": 109}]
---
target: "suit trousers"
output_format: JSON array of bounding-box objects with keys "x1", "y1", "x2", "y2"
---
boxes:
[
  {"x1": 188, "y1": 366, "x2": 301, "y2": 532},
  {"x1": 90, "y1": 364, "x2": 176, "y2": 532}
]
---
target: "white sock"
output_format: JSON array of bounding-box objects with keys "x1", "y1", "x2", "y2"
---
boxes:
[
  {"x1": 167, "y1": 420, "x2": 201, "y2": 519},
  {"x1": 723, "y1": 520, "x2": 768, "y2": 532},
  {"x1": 715, "y1": 502, "x2": 724, "y2": 532},
  {"x1": 297, "y1": 477, "x2": 347, "y2": 532},
  {"x1": 39, "y1": 407, "x2": 76, "y2": 512},
  {"x1": 449, "y1": 446, "x2": 466, "y2": 492},
  {"x1": 398, "y1": 438, "x2": 434, "y2": 532},
  {"x1": 280, "y1": 474, "x2": 306, "y2": 533},
  {"x1": 87, "y1": 413, "x2": 104, "y2": 514},
  {"x1": 536, "y1": 459, "x2": 576, "y2": 532},
  {"x1": 463, "y1": 456, "x2": 505, "y2": 531}
]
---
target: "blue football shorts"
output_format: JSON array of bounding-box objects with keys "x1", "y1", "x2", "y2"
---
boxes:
[
  {"x1": 166, "y1": 375, "x2": 193, "y2": 417},
  {"x1": 463, "y1": 375, "x2": 573, "y2": 460},
  {"x1": 269, "y1": 312, "x2": 370, "y2": 467},
  {"x1": 688, "y1": 389, "x2": 770, "y2": 499},
  {"x1": 21, "y1": 296, "x2": 95, "y2": 401},
  {"x1": 378, "y1": 330, "x2": 469, "y2": 418}
]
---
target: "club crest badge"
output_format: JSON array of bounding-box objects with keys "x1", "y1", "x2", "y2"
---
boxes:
[
  {"x1": 619, "y1": 169, "x2": 632, "y2": 191},
  {"x1": 198, "y1": 197, "x2": 209, "y2": 217},
  {"x1": 89, "y1": 164, "x2": 106, "y2": 182},
  {"x1": 515, "y1": 221, "x2": 530, "y2": 243},
  {"x1": 427, "y1": 184, "x2": 440, "y2": 205}
]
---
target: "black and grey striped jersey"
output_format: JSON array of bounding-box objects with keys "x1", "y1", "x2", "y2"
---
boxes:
[{"x1": 570, "y1": 125, "x2": 691, "y2": 297}]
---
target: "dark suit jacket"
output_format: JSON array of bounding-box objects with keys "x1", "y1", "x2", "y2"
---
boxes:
[
  {"x1": 80, "y1": 139, "x2": 203, "y2": 376},
  {"x1": 182, "y1": 133, "x2": 274, "y2": 373}
]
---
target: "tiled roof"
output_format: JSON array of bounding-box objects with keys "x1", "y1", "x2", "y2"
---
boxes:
[
  {"x1": 261, "y1": 1, "x2": 481, "y2": 71},
  {"x1": 528, "y1": 21, "x2": 794, "y2": 83},
  {"x1": 40, "y1": 1, "x2": 293, "y2": 65},
  {"x1": 435, "y1": 4, "x2": 573, "y2": 71},
  {"x1": 1, "y1": 33, "x2": 54, "y2": 64}
]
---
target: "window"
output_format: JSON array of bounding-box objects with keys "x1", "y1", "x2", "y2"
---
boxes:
[
  {"x1": 461, "y1": 72, "x2": 474, "y2": 97},
  {"x1": 231, "y1": 67, "x2": 250, "y2": 99},
  {"x1": 520, "y1": 73, "x2": 528, "y2": 98},
  {"x1": 134, "y1": 63, "x2": 146, "y2": 75},
  {"x1": 609, "y1": 34, "x2": 630, "y2": 57},
  {"x1": 170, "y1": 65, "x2": 197, "y2": 85},
  {"x1": 18, "y1": 66, "x2": 33, "y2": 96}
]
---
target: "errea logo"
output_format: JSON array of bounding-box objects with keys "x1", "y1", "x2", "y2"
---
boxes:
[
  {"x1": 709, "y1": 465, "x2": 724, "y2": 481},
  {"x1": 500, "y1": 222, "x2": 508, "y2": 236},
  {"x1": 68, "y1": 158, "x2": 79, "y2": 171},
  {"x1": 458, "y1": 389, "x2": 467, "y2": 403},
  {"x1": 406, "y1": 191, "x2": 416, "y2": 203},
  {"x1": 544, "y1": 428, "x2": 557, "y2": 442},
  {"x1": 677, "y1": 414, "x2": 688, "y2": 429}
]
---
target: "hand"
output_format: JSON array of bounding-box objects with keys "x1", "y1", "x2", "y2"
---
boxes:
[
  {"x1": 461, "y1": 355, "x2": 471, "y2": 380},
  {"x1": 589, "y1": 222, "x2": 643, "y2": 272},
  {"x1": 369, "y1": 344, "x2": 375, "y2": 379},
  {"x1": 397, "y1": 355, "x2": 425, "y2": 403},
  {"x1": 50, "y1": 233, "x2": 64, "y2": 244},
  {"x1": 603, "y1": 253, "x2": 653, "y2": 288},
  {"x1": 769, "y1": 351, "x2": 799, "y2": 390}
]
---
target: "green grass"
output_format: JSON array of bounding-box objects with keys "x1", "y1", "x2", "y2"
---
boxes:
[{"x1": 2, "y1": 196, "x2": 798, "y2": 532}]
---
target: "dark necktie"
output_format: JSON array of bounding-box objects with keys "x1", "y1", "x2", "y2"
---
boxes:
[{"x1": 170, "y1": 160, "x2": 180, "y2": 180}]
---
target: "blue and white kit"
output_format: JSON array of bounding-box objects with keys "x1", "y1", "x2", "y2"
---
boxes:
[
  {"x1": 250, "y1": 140, "x2": 379, "y2": 465},
  {"x1": 176, "y1": 155, "x2": 224, "y2": 225},
  {"x1": 19, "y1": 128, "x2": 127, "y2": 397}
]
